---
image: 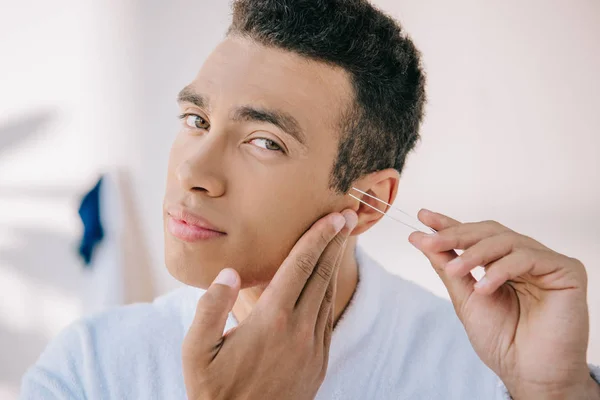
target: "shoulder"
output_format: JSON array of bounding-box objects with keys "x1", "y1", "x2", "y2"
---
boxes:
[
  {"x1": 79, "y1": 285, "x2": 201, "y2": 353},
  {"x1": 21, "y1": 286, "x2": 201, "y2": 399},
  {"x1": 375, "y1": 264, "x2": 464, "y2": 343},
  {"x1": 365, "y1": 255, "x2": 504, "y2": 396}
]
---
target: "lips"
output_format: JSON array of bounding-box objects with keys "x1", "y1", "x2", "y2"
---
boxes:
[{"x1": 166, "y1": 206, "x2": 226, "y2": 242}]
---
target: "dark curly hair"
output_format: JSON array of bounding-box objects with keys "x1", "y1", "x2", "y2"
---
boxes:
[{"x1": 228, "y1": 0, "x2": 426, "y2": 193}]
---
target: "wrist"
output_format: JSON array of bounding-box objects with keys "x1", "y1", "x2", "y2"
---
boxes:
[{"x1": 510, "y1": 374, "x2": 600, "y2": 400}]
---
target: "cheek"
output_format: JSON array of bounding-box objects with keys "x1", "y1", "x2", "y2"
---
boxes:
[{"x1": 229, "y1": 188, "x2": 333, "y2": 285}]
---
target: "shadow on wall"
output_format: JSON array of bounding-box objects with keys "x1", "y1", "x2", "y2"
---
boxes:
[
  {"x1": 0, "y1": 109, "x2": 80, "y2": 397},
  {"x1": 0, "y1": 109, "x2": 157, "y2": 398},
  {"x1": 0, "y1": 226, "x2": 83, "y2": 297},
  {"x1": 0, "y1": 109, "x2": 57, "y2": 155}
]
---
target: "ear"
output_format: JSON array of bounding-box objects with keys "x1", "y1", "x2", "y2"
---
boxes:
[{"x1": 347, "y1": 169, "x2": 400, "y2": 236}]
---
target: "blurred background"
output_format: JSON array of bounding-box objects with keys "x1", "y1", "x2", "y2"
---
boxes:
[{"x1": 1, "y1": 0, "x2": 599, "y2": 398}]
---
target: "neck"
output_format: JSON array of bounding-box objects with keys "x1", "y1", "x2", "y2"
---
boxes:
[{"x1": 233, "y1": 237, "x2": 359, "y2": 325}]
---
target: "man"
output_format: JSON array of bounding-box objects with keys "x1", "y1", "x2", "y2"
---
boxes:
[{"x1": 21, "y1": 0, "x2": 599, "y2": 399}]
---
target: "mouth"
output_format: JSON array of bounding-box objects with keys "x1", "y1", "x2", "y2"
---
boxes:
[{"x1": 166, "y1": 206, "x2": 226, "y2": 242}]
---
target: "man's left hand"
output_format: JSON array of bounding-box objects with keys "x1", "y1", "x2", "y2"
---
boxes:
[{"x1": 409, "y1": 209, "x2": 600, "y2": 400}]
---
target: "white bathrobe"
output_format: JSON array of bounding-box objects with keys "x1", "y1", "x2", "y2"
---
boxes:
[{"x1": 21, "y1": 246, "x2": 599, "y2": 399}]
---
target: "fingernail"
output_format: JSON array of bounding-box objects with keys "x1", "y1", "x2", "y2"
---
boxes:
[
  {"x1": 446, "y1": 256, "x2": 463, "y2": 271},
  {"x1": 214, "y1": 268, "x2": 238, "y2": 288},
  {"x1": 344, "y1": 211, "x2": 358, "y2": 230},
  {"x1": 332, "y1": 215, "x2": 346, "y2": 232},
  {"x1": 474, "y1": 275, "x2": 488, "y2": 289}
]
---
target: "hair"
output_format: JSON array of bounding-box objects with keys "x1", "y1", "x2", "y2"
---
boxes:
[{"x1": 228, "y1": 0, "x2": 426, "y2": 193}]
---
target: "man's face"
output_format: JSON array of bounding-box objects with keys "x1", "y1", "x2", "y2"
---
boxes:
[{"x1": 163, "y1": 37, "x2": 354, "y2": 289}]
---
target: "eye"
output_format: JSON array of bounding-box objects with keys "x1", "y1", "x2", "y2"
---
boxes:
[
  {"x1": 250, "y1": 138, "x2": 283, "y2": 152},
  {"x1": 178, "y1": 113, "x2": 210, "y2": 130}
]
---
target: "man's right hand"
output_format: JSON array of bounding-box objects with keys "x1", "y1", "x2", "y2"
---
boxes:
[{"x1": 182, "y1": 209, "x2": 358, "y2": 400}]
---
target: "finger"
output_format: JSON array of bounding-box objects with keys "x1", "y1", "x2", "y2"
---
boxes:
[
  {"x1": 417, "y1": 209, "x2": 461, "y2": 231},
  {"x1": 183, "y1": 268, "x2": 241, "y2": 363},
  {"x1": 417, "y1": 221, "x2": 511, "y2": 254},
  {"x1": 323, "y1": 305, "x2": 335, "y2": 354},
  {"x1": 315, "y1": 227, "x2": 348, "y2": 342},
  {"x1": 264, "y1": 213, "x2": 347, "y2": 309},
  {"x1": 409, "y1": 231, "x2": 476, "y2": 314},
  {"x1": 298, "y1": 210, "x2": 357, "y2": 320},
  {"x1": 474, "y1": 249, "x2": 582, "y2": 295},
  {"x1": 443, "y1": 232, "x2": 516, "y2": 277}
]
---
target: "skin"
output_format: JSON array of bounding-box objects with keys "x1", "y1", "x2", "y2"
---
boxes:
[
  {"x1": 165, "y1": 36, "x2": 599, "y2": 399},
  {"x1": 183, "y1": 211, "x2": 358, "y2": 400},
  {"x1": 410, "y1": 211, "x2": 600, "y2": 399},
  {"x1": 163, "y1": 36, "x2": 398, "y2": 323}
]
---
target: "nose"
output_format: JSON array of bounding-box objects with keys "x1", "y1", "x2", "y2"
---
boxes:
[{"x1": 175, "y1": 136, "x2": 226, "y2": 197}]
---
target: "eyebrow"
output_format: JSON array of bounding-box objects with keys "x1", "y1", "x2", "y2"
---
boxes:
[
  {"x1": 177, "y1": 85, "x2": 307, "y2": 147},
  {"x1": 177, "y1": 86, "x2": 208, "y2": 110},
  {"x1": 231, "y1": 106, "x2": 307, "y2": 146}
]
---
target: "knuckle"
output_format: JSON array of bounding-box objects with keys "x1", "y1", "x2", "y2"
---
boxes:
[
  {"x1": 511, "y1": 232, "x2": 541, "y2": 249},
  {"x1": 497, "y1": 231, "x2": 516, "y2": 242},
  {"x1": 461, "y1": 250, "x2": 481, "y2": 267},
  {"x1": 494, "y1": 269, "x2": 511, "y2": 284},
  {"x1": 499, "y1": 233, "x2": 521, "y2": 252},
  {"x1": 569, "y1": 256, "x2": 585, "y2": 270},
  {"x1": 568, "y1": 256, "x2": 588, "y2": 281},
  {"x1": 520, "y1": 248, "x2": 538, "y2": 266},
  {"x1": 453, "y1": 235, "x2": 470, "y2": 251},
  {"x1": 331, "y1": 232, "x2": 347, "y2": 247},
  {"x1": 295, "y1": 253, "x2": 317, "y2": 277},
  {"x1": 314, "y1": 260, "x2": 335, "y2": 282},
  {"x1": 483, "y1": 220, "x2": 505, "y2": 232}
]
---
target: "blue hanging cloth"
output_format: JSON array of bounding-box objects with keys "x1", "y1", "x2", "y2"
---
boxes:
[{"x1": 77, "y1": 176, "x2": 104, "y2": 266}]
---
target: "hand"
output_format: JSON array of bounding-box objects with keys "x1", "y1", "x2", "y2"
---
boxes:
[
  {"x1": 182, "y1": 209, "x2": 358, "y2": 400},
  {"x1": 409, "y1": 210, "x2": 600, "y2": 400}
]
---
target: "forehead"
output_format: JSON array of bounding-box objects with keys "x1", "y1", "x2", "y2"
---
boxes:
[{"x1": 190, "y1": 36, "x2": 353, "y2": 137}]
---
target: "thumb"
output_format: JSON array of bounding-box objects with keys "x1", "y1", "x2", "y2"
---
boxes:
[{"x1": 184, "y1": 268, "x2": 241, "y2": 360}]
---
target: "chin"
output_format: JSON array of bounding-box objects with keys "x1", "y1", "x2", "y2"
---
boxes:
[
  {"x1": 165, "y1": 256, "x2": 215, "y2": 289},
  {"x1": 163, "y1": 243, "x2": 220, "y2": 289},
  {"x1": 162, "y1": 224, "x2": 231, "y2": 287},
  {"x1": 163, "y1": 233, "x2": 284, "y2": 290}
]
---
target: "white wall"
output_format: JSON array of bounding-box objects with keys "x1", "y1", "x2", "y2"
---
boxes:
[
  {"x1": 0, "y1": 1, "x2": 598, "y2": 398},
  {"x1": 367, "y1": 0, "x2": 600, "y2": 363}
]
